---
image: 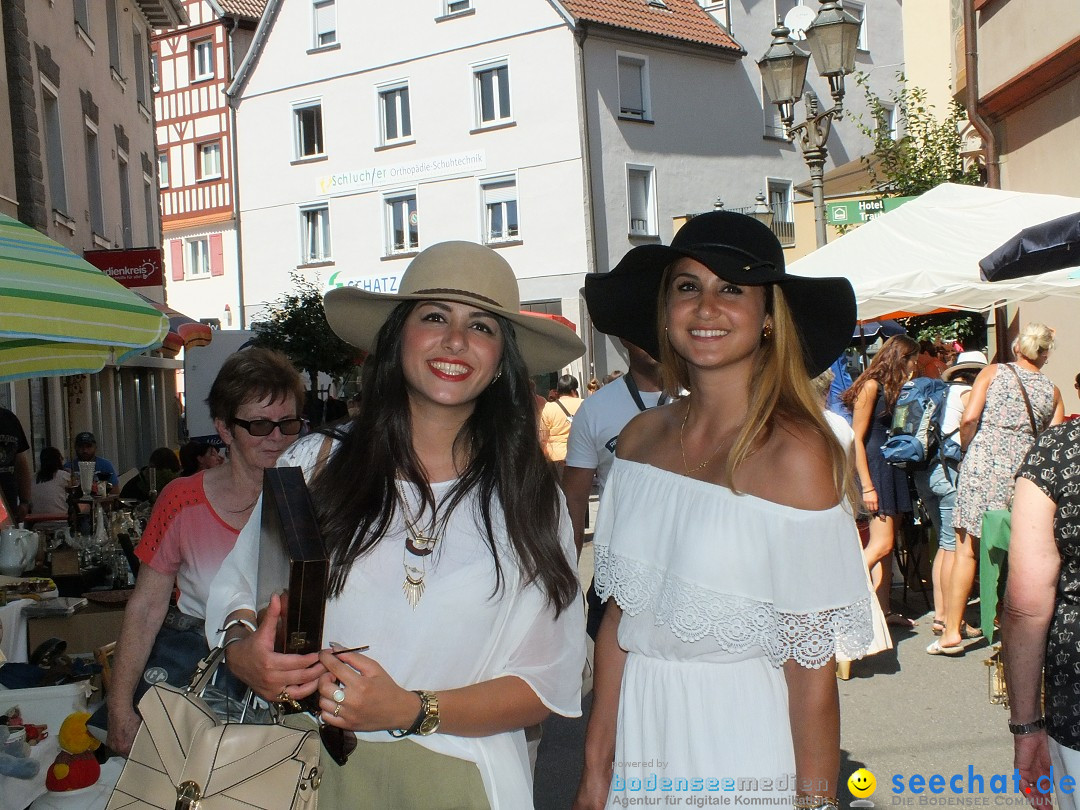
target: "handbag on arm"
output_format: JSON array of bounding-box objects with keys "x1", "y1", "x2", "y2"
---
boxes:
[{"x1": 106, "y1": 644, "x2": 322, "y2": 809}]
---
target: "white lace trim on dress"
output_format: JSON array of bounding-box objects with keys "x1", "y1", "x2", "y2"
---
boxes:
[{"x1": 595, "y1": 546, "x2": 874, "y2": 669}]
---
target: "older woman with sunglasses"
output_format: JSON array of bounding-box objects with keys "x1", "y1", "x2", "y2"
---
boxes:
[{"x1": 104, "y1": 348, "x2": 305, "y2": 755}]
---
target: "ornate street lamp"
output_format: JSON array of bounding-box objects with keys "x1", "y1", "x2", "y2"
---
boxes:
[
  {"x1": 758, "y1": 1, "x2": 861, "y2": 248},
  {"x1": 751, "y1": 192, "x2": 774, "y2": 229}
]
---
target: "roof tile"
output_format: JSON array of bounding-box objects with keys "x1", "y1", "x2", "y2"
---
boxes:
[
  {"x1": 215, "y1": 0, "x2": 267, "y2": 21},
  {"x1": 561, "y1": 0, "x2": 742, "y2": 52}
]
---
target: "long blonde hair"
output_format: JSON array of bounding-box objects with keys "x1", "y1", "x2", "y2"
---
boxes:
[{"x1": 656, "y1": 262, "x2": 855, "y2": 505}]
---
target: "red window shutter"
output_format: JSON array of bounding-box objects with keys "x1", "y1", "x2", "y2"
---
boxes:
[
  {"x1": 209, "y1": 233, "x2": 224, "y2": 276},
  {"x1": 169, "y1": 239, "x2": 184, "y2": 281}
]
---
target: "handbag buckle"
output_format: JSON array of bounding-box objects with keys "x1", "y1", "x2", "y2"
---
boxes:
[{"x1": 175, "y1": 780, "x2": 203, "y2": 810}]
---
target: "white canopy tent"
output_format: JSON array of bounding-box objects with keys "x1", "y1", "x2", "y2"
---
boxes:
[{"x1": 789, "y1": 183, "x2": 1080, "y2": 321}]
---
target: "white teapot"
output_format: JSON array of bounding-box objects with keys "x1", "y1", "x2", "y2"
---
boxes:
[{"x1": 0, "y1": 526, "x2": 39, "y2": 576}]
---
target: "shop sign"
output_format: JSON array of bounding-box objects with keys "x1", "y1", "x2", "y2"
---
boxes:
[
  {"x1": 83, "y1": 247, "x2": 164, "y2": 288},
  {"x1": 826, "y1": 195, "x2": 915, "y2": 225},
  {"x1": 316, "y1": 150, "x2": 486, "y2": 197},
  {"x1": 326, "y1": 270, "x2": 403, "y2": 293}
]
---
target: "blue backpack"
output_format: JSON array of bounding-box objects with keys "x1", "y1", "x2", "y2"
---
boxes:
[{"x1": 880, "y1": 378, "x2": 963, "y2": 471}]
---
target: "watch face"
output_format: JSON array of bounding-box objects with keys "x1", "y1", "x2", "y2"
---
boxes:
[{"x1": 419, "y1": 716, "x2": 440, "y2": 735}]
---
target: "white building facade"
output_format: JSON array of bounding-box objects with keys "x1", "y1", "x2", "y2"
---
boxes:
[{"x1": 232, "y1": 0, "x2": 903, "y2": 378}]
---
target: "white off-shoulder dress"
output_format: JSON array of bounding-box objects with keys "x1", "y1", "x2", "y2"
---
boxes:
[{"x1": 594, "y1": 459, "x2": 873, "y2": 806}]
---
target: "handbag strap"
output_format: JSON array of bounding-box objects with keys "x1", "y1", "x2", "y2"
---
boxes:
[
  {"x1": 186, "y1": 645, "x2": 226, "y2": 695},
  {"x1": 1003, "y1": 363, "x2": 1039, "y2": 435}
]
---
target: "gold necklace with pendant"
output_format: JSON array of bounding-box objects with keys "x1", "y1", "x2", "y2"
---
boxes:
[{"x1": 396, "y1": 481, "x2": 441, "y2": 609}]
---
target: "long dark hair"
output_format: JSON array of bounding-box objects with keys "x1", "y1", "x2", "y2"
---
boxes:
[
  {"x1": 37, "y1": 447, "x2": 64, "y2": 483},
  {"x1": 309, "y1": 301, "x2": 578, "y2": 615},
  {"x1": 841, "y1": 334, "x2": 918, "y2": 413}
]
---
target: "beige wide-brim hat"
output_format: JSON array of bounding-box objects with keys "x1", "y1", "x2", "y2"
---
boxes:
[
  {"x1": 323, "y1": 241, "x2": 585, "y2": 374},
  {"x1": 941, "y1": 350, "x2": 989, "y2": 382}
]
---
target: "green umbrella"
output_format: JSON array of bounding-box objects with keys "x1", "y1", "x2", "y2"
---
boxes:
[{"x1": 0, "y1": 214, "x2": 169, "y2": 382}]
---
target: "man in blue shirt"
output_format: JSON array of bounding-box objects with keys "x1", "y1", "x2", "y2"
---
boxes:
[{"x1": 66, "y1": 432, "x2": 119, "y2": 489}]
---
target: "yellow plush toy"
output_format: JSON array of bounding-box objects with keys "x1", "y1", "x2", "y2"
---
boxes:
[{"x1": 45, "y1": 711, "x2": 101, "y2": 791}]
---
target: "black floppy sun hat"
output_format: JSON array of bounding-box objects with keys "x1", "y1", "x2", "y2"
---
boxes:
[{"x1": 583, "y1": 211, "x2": 856, "y2": 377}]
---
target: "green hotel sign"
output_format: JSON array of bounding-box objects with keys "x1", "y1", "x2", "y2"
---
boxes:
[{"x1": 826, "y1": 196, "x2": 916, "y2": 225}]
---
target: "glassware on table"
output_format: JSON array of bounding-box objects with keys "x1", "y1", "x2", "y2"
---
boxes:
[{"x1": 78, "y1": 461, "x2": 96, "y2": 496}]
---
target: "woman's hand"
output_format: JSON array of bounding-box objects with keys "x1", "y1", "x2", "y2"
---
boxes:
[
  {"x1": 224, "y1": 593, "x2": 324, "y2": 702},
  {"x1": 316, "y1": 646, "x2": 421, "y2": 733},
  {"x1": 862, "y1": 486, "x2": 879, "y2": 515},
  {"x1": 106, "y1": 703, "x2": 141, "y2": 756},
  {"x1": 572, "y1": 764, "x2": 613, "y2": 810}
]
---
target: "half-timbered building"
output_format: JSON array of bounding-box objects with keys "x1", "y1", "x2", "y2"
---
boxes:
[{"x1": 153, "y1": 0, "x2": 264, "y2": 329}]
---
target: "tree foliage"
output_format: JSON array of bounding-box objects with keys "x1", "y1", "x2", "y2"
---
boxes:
[
  {"x1": 855, "y1": 72, "x2": 982, "y2": 196},
  {"x1": 899, "y1": 311, "x2": 986, "y2": 350},
  {"x1": 250, "y1": 271, "x2": 359, "y2": 391}
]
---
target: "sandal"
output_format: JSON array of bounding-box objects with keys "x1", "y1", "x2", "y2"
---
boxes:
[
  {"x1": 961, "y1": 622, "x2": 984, "y2": 640},
  {"x1": 927, "y1": 639, "x2": 965, "y2": 656},
  {"x1": 885, "y1": 612, "x2": 918, "y2": 628},
  {"x1": 932, "y1": 619, "x2": 945, "y2": 636}
]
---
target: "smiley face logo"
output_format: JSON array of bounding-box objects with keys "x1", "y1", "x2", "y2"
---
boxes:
[{"x1": 848, "y1": 768, "x2": 877, "y2": 798}]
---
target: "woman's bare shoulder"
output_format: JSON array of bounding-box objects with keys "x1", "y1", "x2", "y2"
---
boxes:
[
  {"x1": 749, "y1": 418, "x2": 841, "y2": 510},
  {"x1": 615, "y1": 402, "x2": 680, "y2": 463}
]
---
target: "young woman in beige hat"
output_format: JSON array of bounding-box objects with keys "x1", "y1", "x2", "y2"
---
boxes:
[{"x1": 206, "y1": 241, "x2": 586, "y2": 808}]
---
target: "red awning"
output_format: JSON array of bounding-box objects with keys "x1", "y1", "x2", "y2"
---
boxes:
[{"x1": 521, "y1": 311, "x2": 576, "y2": 331}]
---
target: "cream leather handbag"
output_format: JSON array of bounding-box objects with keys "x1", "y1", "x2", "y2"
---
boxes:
[{"x1": 106, "y1": 647, "x2": 321, "y2": 809}]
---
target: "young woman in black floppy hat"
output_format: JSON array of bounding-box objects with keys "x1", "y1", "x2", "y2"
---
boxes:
[
  {"x1": 574, "y1": 212, "x2": 873, "y2": 810},
  {"x1": 205, "y1": 242, "x2": 586, "y2": 808}
]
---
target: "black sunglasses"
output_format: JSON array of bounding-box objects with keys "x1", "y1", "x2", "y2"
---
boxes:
[
  {"x1": 320, "y1": 723, "x2": 357, "y2": 766},
  {"x1": 231, "y1": 417, "x2": 304, "y2": 437}
]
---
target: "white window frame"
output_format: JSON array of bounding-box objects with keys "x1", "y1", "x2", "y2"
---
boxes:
[
  {"x1": 617, "y1": 52, "x2": 651, "y2": 121},
  {"x1": 41, "y1": 78, "x2": 68, "y2": 215},
  {"x1": 479, "y1": 175, "x2": 519, "y2": 244},
  {"x1": 106, "y1": 0, "x2": 122, "y2": 74},
  {"x1": 312, "y1": 0, "x2": 337, "y2": 49},
  {"x1": 879, "y1": 101, "x2": 898, "y2": 140},
  {"x1": 74, "y1": 0, "x2": 90, "y2": 36},
  {"x1": 385, "y1": 191, "x2": 419, "y2": 255},
  {"x1": 299, "y1": 203, "x2": 332, "y2": 264},
  {"x1": 445, "y1": 0, "x2": 472, "y2": 15},
  {"x1": 150, "y1": 52, "x2": 160, "y2": 91},
  {"x1": 472, "y1": 59, "x2": 512, "y2": 128},
  {"x1": 766, "y1": 177, "x2": 795, "y2": 247},
  {"x1": 198, "y1": 141, "x2": 221, "y2": 180},
  {"x1": 187, "y1": 236, "x2": 210, "y2": 278},
  {"x1": 84, "y1": 119, "x2": 104, "y2": 237},
  {"x1": 192, "y1": 38, "x2": 214, "y2": 81},
  {"x1": 292, "y1": 100, "x2": 325, "y2": 159},
  {"x1": 626, "y1": 165, "x2": 657, "y2": 237},
  {"x1": 133, "y1": 25, "x2": 149, "y2": 108},
  {"x1": 378, "y1": 81, "x2": 412, "y2": 145},
  {"x1": 846, "y1": 0, "x2": 868, "y2": 51},
  {"x1": 117, "y1": 150, "x2": 132, "y2": 248},
  {"x1": 143, "y1": 171, "x2": 155, "y2": 243},
  {"x1": 157, "y1": 152, "x2": 169, "y2": 188}
]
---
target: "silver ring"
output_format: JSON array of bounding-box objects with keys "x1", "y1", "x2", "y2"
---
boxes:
[{"x1": 332, "y1": 687, "x2": 346, "y2": 704}]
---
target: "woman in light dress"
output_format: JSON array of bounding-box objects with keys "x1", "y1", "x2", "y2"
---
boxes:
[
  {"x1": 207, "y1": 242, "x2": 586, "y2": 809},
  {"x1": 574, "y1": 212, "x2": 873, "y2": 810}
]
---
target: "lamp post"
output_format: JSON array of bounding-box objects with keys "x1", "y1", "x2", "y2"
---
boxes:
[
  {"x1": 758, "y1": 1, "x2": 861, "y2": 249},
  {"x1": 750, "y1": 191, "x2": 774, "y2": 229}
]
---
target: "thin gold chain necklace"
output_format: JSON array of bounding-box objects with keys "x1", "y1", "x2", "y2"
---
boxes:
[
  {"x1": 396, "y1": 480, "x2": 441, "y2": 609},
  {"x1": 679, "y1": 405, "x2": 744, "y2": 475}
]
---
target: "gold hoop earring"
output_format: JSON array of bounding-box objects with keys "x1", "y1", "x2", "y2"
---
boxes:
[{"x1": 762, "y1": 324, "x2": 773, "y2": 340}]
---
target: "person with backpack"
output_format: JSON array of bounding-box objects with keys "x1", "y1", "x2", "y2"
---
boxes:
[
  {"x1": 841, "y1": 334, "x2": 920, "y2": 627},
  {"x1": 907, "y1": 351, "x2": 987, "y2": 650},
  {"x1": 541, "y1": 374, "x2": 583, "y2": 478}
]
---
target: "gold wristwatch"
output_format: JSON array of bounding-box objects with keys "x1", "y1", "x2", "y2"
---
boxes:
[{"x1": 415, "y1": 690, "x2": 440, "y2": 736}]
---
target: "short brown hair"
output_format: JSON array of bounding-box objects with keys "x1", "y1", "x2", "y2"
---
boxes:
[{"x1": 206, "y1": 348, "x2": 305, "y2": 424}]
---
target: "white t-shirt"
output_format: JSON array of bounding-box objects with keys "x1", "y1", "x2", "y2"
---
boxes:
[
  {"x1": 205, "y1": 433, "x2": 585, "y2": 809},
  {"x1": 564, "y1": 377, "x2": 665, "y2": 494},
  {"x1": 942, "y1": 382, "x2": 971, "y2": 436}
]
